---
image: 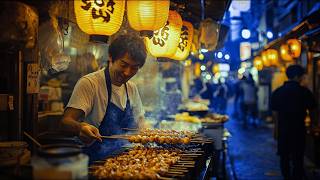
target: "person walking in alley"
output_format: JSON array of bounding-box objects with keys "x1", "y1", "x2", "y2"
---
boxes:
[
  {"x1": 271, "y1": 64, "x2": 317, "y2": 180},
  {"x1": 213, "y1": 79, "x2": 228, "y2": 114},
  {"x1": 239, "y1": 74, "x2": 258, "y2": 128},
  {"x1": 233, "y1": 76, "x2": 245, "y2": 120}
]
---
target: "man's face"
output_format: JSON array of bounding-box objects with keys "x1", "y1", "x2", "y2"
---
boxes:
[{"x1": 109, "y1": 54, "x2": 141, "y2": 86}]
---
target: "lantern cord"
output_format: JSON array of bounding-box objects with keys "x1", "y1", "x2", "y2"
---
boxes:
[
  {"x1": 200, "y1": 0, "x2": 205, "y2": 20},
  {"x1": 63, "y1": 0, "x2": 69, "y2": 36}
]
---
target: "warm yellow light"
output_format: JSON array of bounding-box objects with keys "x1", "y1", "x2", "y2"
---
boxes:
[
  {"x1": 280, "y1": 44, "x2": 293, "y2": 61},
  {"x1": 287, "y1": 39, "x2": 301, "y2": 58},
  {"x1": 253, "y1": 56, "x2": 263, "y2": 70},
  {"x1": 145, "y1": 10, "x2": 182, "y2": 58},
  {"x1": 199, "y1": 53, "x2": 204, "y2": 60},
  {"x1": 127, "y1": 0, "x2": 169, "y2": 31},
  {"x1": 184, "y1": 59, "x2": 192, "y2": 66},
  {"x1": 194, "y1": 62, "x2": 201, "y2": 77},
  {"x1": 191, "y1": 29, "x2": 200, "y2": 55},
  {"x1": 267, "y1": 49, "x2": 279, "y2": 66},
  {"x1": 212, "y1": 64, "x2": 219, "y2": 74},
  {"x1": 74, "y1": 0, "x2": 125, "y2": 36},
  {"x1": 171, "y1": 21, "x2": 194, "y2": 60},
  {"x1": 261, "y1": 51, "x2": 271, "y2": 67}
]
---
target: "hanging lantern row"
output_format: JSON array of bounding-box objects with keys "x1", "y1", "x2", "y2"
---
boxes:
[
  {"x1": 254, "y1": 38, "x2": 301, "y2": 70},
  {"x1": 74, "y1": 0, "x2": 194, "y2": 61},
  {"x1": 74, "y1": 0, "x2": 170, "y2": 35}
]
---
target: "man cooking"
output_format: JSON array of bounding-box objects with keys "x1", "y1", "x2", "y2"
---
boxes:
[{"x1": 60, "y1": 34, "x2": 147, "y2": 161}]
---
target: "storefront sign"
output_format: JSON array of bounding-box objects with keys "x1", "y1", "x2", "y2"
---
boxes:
[
  {"x1": 240, "y1": 42, "x2": 251, "y2": 61},
  {"x1": 27, "y1": 63, "x2": 39, "y2": 94}
]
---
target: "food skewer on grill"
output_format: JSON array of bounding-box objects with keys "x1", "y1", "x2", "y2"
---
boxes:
[
  {"x1": 100, "y1": 128, "x2": 214, "y2": 145},
  {"x1": 90, "y1": 146, "x2": 202, "y2": 179},
  {"x1": 100, "y1": 134, "x2": 213, "y2": 144}
]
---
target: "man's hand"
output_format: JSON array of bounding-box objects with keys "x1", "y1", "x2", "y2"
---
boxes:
[{"x1": 79, "y1": 122, "x2": 102, "y2": 144}]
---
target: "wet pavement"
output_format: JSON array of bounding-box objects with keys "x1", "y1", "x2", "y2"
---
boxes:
[
  {"x1": 223, "y1": 97, "x2": 282, "y2": 180},
  {"x1": 225, "y1": 118, "x2": 282, "y2": 180}
]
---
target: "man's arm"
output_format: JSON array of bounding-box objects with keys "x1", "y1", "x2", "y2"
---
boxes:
[{"x1": 61, "y1": 107, "x2": 102, "y2": 144}]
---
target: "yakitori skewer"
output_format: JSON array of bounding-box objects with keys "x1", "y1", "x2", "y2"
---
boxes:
[
  {"x1": 167, "y1": 170, "x2": 184, "y2": 174},
  {"x1": 157, "y1": 175, "x2": 174, "y2": 180},
  {"x1": 168, "y1": 168, "x2": 188, "y2": 173},
  {"x1": 164, "y1": 173, "x2": 185, "y2": 177},
  {"x1": 173, "y1": 165, "x2": 195, "y2": 168},
  {"x1": 158, "y1": 176, "x2": 176, "y2": 180}
]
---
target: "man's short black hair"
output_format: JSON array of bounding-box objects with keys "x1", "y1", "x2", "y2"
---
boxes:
[
  {"x1": 108, "y1": 34, "x2": 147, "y2": 67},
  {"x1": 286, "y1": 64, "x2": 305, "y2": 79}
]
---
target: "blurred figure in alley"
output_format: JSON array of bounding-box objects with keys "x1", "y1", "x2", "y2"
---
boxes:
[
  {"x1": 200, "y1": 81, "x2": 215, "y2": 110},
  {"x1": 190, "y1": 77, "x2": 206, "y2": 99},
  {"x1": 233, "y1": 76, "x2": 245, "y2": 120},
  {"x1": 213, "y1": 79, "x2": 228, "y2": 114},
  {"x1": 271, "y1": 64, "x2": 317, "y2": 180},
  {"x1": 239, "y1": 74, "x2": 258, "y2": 128}
]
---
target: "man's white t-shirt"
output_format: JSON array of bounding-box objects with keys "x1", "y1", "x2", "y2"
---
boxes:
[{"x1": 66, "y1": 68, "x2": 145, "y2": 128}]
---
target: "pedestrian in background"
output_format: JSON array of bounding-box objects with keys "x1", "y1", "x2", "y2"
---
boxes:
[
  {"x1": 271, "y1": 64, "x2": 317, "y2": 180},
  {"x1": 239, "y1": 74, "x2": 258, "y2": 128},
  {"x1": 213, "y1": 79, "x2": 228, "y2": 114}
]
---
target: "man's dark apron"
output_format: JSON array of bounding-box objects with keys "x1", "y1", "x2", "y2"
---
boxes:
[{"x1": 83, "y1": 65, "x2": 136, "y2": 162}]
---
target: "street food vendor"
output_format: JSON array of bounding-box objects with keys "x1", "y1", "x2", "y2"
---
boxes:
[{"x1": 60, "y1": 34, "x2": 147, "y2": 161}]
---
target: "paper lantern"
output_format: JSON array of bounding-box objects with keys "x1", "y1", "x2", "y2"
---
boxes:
[
  {"x1": 287, "y1": 39, "x2": 301, "y2": 58},
  {"x1": 267, "y1": 49, "x2": 279, "y2": 66},
  {"x1": 127, "y1": 0, "x2": 169, "y2": 31},
  {"x1": 261, "y1": 50, "x2": 271, "y2": 67},
  {"x1": 199, "y1": 18, "x2": 219, "y2": 51},
  {"x1": 280, "y1": 44, "x2": 293, "y2": 61},
  {"x1": 171, "y1": 21, "x2": 194, "y2": 60},
  {"x1": 145, "y1": 10, "x2": 183, "y2": 58},
  {"x1": 74, "y1": 0, "x2": 125, "y2": 36},
  {"x1": 253, "y1": 56, "x2": 263, "y2": 70}
]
